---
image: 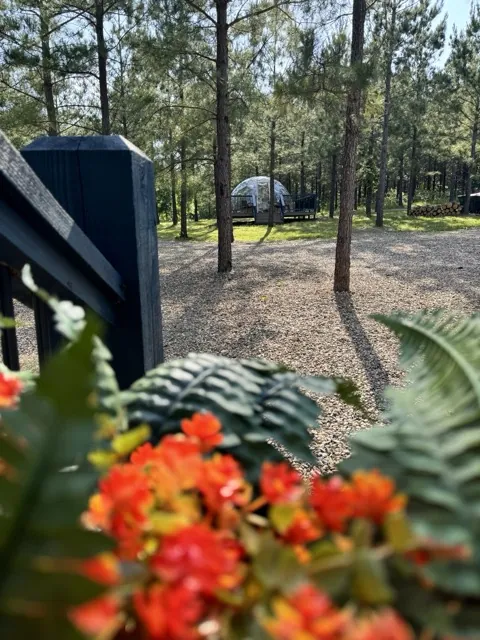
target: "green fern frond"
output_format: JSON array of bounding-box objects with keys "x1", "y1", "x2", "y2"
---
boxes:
[{"x1": 124, "y1": 353, "x2": 360, "y2": 483}]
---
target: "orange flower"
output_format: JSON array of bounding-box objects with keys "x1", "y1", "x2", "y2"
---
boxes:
[
  {"x1": 199, "y1": 453, "x2": 251, "y2": 512},
  {"x1": 150, "y1": 524, "x2": 243, "y2": 595},
  {"x1": 70, "y1": 595, "x2": 119, "y2": 636},
  {"x1": 134, "y1": 583, "x2": 203, "y2": 640},
  {"x1": 282, "y1": 509, "x2": 322, "y2": 545},
  {"x1": 346, "y1": 609, "x2": 412, "y2": 640},
  {"x1": 0, "y1": 372, "x2": 22, "y2": 408},
  {"x1": 310, "y1": 476, "x2": 354, "y2": 532},
  {"x1": 260, "y1": 462, "x2": 304, "y2": 505},
  {"x1": 132, "y1": 437, "x2": 203, "y2": 502},
  {"x1": 81, "y1": 553, "x2": 120, "y2": 586},
  {"x1": 350, "y1": 470, "x2": 406, "y2": 524},
  {"x1": 264, "y1": 584, "x2": 349, "y2": 640},
  {"x1": 90, "y1": 464, "x2": 153, "y2": 558},
  {"x1": 181, "y1": 412, "x2": 223, "y2": 452}
]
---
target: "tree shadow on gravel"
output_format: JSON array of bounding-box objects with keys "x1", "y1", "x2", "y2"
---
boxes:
[{"x1": 335, "y1": 292, "x2": 390, "y2": 412}]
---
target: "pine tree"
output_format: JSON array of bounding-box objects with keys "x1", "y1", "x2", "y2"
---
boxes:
[
  {"x1": 334, "y1": 0, "x2": 367, "y2": 292},
  {"x1": 449, "y1": 3, "x2": 480, "y2": 213}
]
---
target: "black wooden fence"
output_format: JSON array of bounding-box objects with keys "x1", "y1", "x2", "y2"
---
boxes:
[{"x1": 0, "y1": 131, "x2": 163, "y2": 388}]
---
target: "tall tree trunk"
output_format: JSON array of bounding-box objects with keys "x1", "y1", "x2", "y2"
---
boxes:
[
  {"x1": 354, "y1": 184, "x2": 358, "y2": 210},
  {"x1": 397, "y1": 154, "x2": 404, "y2": 207},
  {"x1": 194, "y1": 196, "x2": 199, "y2": 222},
  {"x1": 407, "y1": 125, "x2": 417, "y2": 215},
  {"x1": 464, "y1": 99, "x2": 479, "y2": 214},
  {"x1": 180, "y1": 136, "x2": 188, "y2": 238},
  {"x1": 365, "y1": 128, "x2": 375, "y2": 217},
  {"x1": 269, "y1": 119, "x2": 276, "y2": 227},
  {"x1": 169, "y1": 129, "x2": 178, "y2": 226},
  {"x1": 39, "y1": 4, "x2": 58, "y2": 136},
  {"x1": 300, "y1": 131, "x2": 306, "y2": 196},
  {"x1": 375, "y1": 2, "x2": 396, "y2": 227},
  {"x1": 366, "y1": 182, "x2": 373, "y2": 216},
  {"x1": 215, "y1": 0, "x2": 232, "y2": 272},
  {"x1": 118, "y1": 37, "x2": 128, "y2": 137},
  {"x1": 329, "y1": 152, "x2": 337, "y2": 218},
  {"x1": 317, "y1": 161, "x2": 322, "y2": 209},
  {"x1": 334, "y1": 0, "x2": 366, "y2": 292},
  {"x1": 95, "y1": 0, "x2": 110, "y2": 135},
  {"x1": 449, "y1": 161, "x2": 456, "y2": 203}
]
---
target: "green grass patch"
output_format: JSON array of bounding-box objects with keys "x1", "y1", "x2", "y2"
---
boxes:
[{"x1": 158, "y1": 210, "x2": 480, "y2": 243}]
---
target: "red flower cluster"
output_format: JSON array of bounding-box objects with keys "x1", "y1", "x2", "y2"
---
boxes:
[
  {"x1": 264, "y1": 584, "x2": 349, "y2": 640},
  {"x1": 81, "y1": 412, "x2": 247, "y2": 639},
  {"x1": 75, "y1": 412, "x2": 417, "y2": 640},
  {"x1": 0, "y1": 371, "x2": 22, "y2": 408},
  {"x1": 309, "y1": 471, "x2": 406, "y2": 533},
  {"x1": 265, "y1": 586, "x2": 413, "y2": 640},
  {"x1": 260, "y1": 462, "x2": 304, "y2": 504}
]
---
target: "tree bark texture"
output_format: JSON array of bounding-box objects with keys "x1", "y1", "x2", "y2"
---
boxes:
[
  {"x1": 169, "y1": 130, "x2": 178, "y2": 225},
  {"x1": 397, "y1": 154, "x2": 404, "y2": 207},
  {"x1": 95, "y1": 0, "x2": 111, "y2": 135},
  {"x1": 39, "y1": 3, "x2": 58, "y2": 136},
  {"x1": 329, "y1": 152, "x2": 337, "y2": 218},
  {"x1": 180, "y1": 136, "x2": 188, "y2": 238},
  {"x1": 300, "y1": 130, "x2": 306, "y2": 196},
  {"x1": 464, "y1": 98, "x2": 479, "y2": 214},
  {"x1": 269, "y1": 119, "x2": 276, "y2": 227},
  {"x1": 407, "y1": 125, "x2": 417, "y2": 215},
  {"x1": 334, "y1": 0, "x2": 366, "y2": 292},
  {"x1": 376, "y1": 2, "x2": 396, "y2": 227},
  {"x1": 215, "y1": 0, "x2": 232, "y2": 272}
]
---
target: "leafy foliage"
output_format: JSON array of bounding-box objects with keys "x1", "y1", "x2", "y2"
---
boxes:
[
  {"x1": 0, "y1": 318, "x2": 114, "y2": 639},
  {"x1": 123, "y1": 353, "x2": 360, "y2": 482},
  {"x1": 21, "y1": 265, "x2": 126, "y2": 429},
  {"x1": 341, "y1": 311, "x2": 480, "y2": 635}
]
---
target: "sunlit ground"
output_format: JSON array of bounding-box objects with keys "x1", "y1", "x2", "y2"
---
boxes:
[{"x1": 158, "y1": 209, "x2": 480, "y2": 243}]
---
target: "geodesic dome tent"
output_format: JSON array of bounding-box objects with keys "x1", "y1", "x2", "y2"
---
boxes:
[{"x1": 231, "y1": 176, "x2": 292, "y2": 223}]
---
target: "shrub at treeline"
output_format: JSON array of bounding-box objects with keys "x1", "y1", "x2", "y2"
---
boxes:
[{"x1": 1, "y1": 272, "x2": 480, "y2": 639}]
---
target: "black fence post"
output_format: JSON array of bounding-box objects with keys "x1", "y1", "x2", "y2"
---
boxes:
[{"x1": 22, "y1": 136, "x2": 163, "y2": 388}]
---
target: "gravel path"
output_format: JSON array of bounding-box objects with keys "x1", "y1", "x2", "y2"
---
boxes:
[
  {"x1": 159, "y1": 228, "x2": 480, "y2": 472},
  {"x1": 5, "y1": 228, "x2": 480, "y2": 472}
]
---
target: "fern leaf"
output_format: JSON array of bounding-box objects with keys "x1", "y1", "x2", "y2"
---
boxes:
[{"x1": 124, "y1": 353, "x2": 359, "y2": 482}]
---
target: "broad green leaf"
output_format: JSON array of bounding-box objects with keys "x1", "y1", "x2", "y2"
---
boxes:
[
  {"x1": 0, "y1": 319, "x2": 113, "y2": 636},
  {"x1": 384, "y1": 512, "x2": 415, "y2": 553},
  {"x1": 351, "y1": 549, "x2": 394, "y2": 605},
  {"x1": 252, "y1": 534, "x2": 304, "y2": 592},
  {"x1": 111, "y1": 424, "x2": 151, "y2": 456},
  {"x1": 268, "y1": 505, "x2": 297, "y2": 534}
]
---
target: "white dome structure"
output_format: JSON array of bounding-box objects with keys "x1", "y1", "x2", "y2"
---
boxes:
[{"x1": 231, "y1": 176, "x2": 291, "y2": 224}]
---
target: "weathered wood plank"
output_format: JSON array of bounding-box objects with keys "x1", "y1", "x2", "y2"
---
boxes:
[{"x1": 0, "y1": 130, "x2": 123, "y2": 301}]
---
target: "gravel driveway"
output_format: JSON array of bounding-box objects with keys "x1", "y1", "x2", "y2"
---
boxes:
[
  {"x1": 160, "y1": 228, "x2": 480, "y2": 472},
  {"x1": 6, "y1": 228, "x2": 480, "y2": 472}
]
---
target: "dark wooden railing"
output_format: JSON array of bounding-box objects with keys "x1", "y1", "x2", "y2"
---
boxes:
[{"x1": 0, "y1": 131, "x2": 163, "y2": 388}]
